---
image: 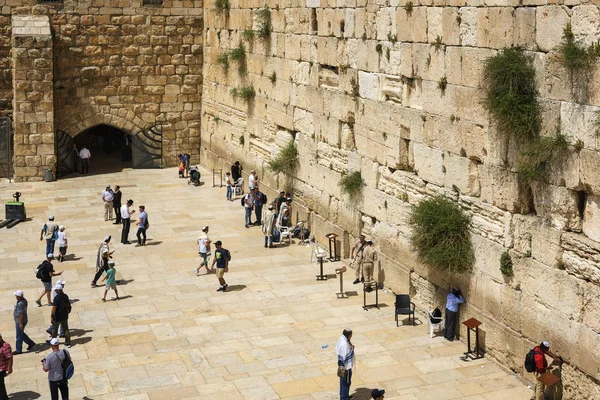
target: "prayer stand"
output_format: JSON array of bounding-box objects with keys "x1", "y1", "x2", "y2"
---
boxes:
[
  {"x1": 335, "y1": 266, "x2": 348, "y2": 298},
  {"x1": 538, "y1": 372, "x2": 561, "y2": 400},
  {"x1": 325, "y1": 233, "x2": 339, "y2": 262},
  {"x1": 462, "y1": 318, "x2": 483, "y2": 360},
  {"x1": 363, "y1": 281, "x2": 379, "y2": 310},
  {"x1": 316, "y1": 254, "x2": 327, "y2": 281}
]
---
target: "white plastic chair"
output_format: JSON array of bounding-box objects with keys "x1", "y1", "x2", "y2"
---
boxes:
[
  {"x1": 278, "y1": 225, "x2": 292, "y2": 245},
  {"x1": 233, "y1": 177, "x2": 244, "y2": 196},
  {"x1": 311, "y1": 241, "x2": 328, "y2": 263},
  {"x1": 427, "y1": 308, "x2": 444, "y2": 338}
]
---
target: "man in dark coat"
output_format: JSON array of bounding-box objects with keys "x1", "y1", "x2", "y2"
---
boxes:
[{"x1": 113, "y1": 185, "x2": 122, "y2": 225}]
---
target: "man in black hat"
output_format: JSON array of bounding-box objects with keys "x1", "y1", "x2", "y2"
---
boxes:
[
  {"x1": 112, "y1": 185, "x2": 122, "y2": 225},
  {"x1": 371, "y1": 389, "x2": 385, "y2": 399},
  {"x1": 120, "y1": 199, "x2": 135, "y2": 244}
]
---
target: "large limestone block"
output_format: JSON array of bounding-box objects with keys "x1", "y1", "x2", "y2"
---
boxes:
[
  {"x1": 485, "y1": 8, "x2": 515, "y2": 49},
  {"x1": 532, "y1": 183, "x2": 581, "y2": 231},
  {"x1": 571, "y1": 5, "x2": 600, "y2": 47},
  {"x1": 460, "y1": 46, "x2": 495, "y2": 88},
  {"x1": 579, "y1": 149, "x2": 600, "y2": 195},
  {"x1": 480, "y1": 165, "x2": 527, "y2": 213},
  {"x1": 396, "y1": 7, "x2": 428, "y2": 44},
  {"x1": 357, "y1": 71, "x2": 379, "y2": 101},
  {"x1": 512, "y1": 214, "x2": 562, "y2": 266},
  {"x1": 583, "y1": 194, "x2": 600, "y2": 243},
  {"x1": 463, "y1": 197, "x2": 508, "y2": 245},
  {"x1": 536, "y1": 6, "x2": 570, "y2": 52},
  {"x1": 293, "y1": 108, "x2": 315, "y2": 135},
  {"x1": 513, "y1": 7, "x2": 536, "y2": 50},
  {"x1": 459, "y1": 7, "x2": 478, "y2": 47},
  {"x1": 376, "y1": 7, "x2": 396, "y2": 41},
  {"x1": 471, "y1": 234, "x2": 506, "y2": 283},
  {"x1": 443, "y1": 152, "x2": 481, "y2": 196},
  {"x1": 560, "y1": 102, "x2": 599, "y2": 151},
  {"x1": 561, "y1": 232, "x2": 600, "y2": 285},
  {"x1": 413, "y1": 142, "x2": 444, "y2": 186}
]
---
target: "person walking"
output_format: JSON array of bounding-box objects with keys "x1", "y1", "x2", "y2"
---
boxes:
[
  {"x1": 135, "y1": 205, "x2": 148, "y2": 246},
  {"x1": 45, "y1": 280, "x2": 66, "y2": 338},
  {"x1": 121, "y1": 199, "x2": 135, "y2": 244},
  {"x1": 92, "y1": 236, "x2": 113, "y2": 287},
  {"x1": 40, "y1": 216, "x2": 59, "y2": 257},
  {"x1": 262, "y1": 204, "x2": 276, "y2": 248},
  {"x1": 42, "y1": 338, "x2": 69, "y2": 400},
  {"x1": 210, "y1": 241, "x2": 231, "y2": 292},
  {"x1": 194, "y1": 226, "x2": 212, "y2": 275},
  {"x1": 444, "y1": 288, "x2": 464, "y2": 341},
  {"x1": 79, "y1": 145, "x2": 91, "y2": 174},
  {"x1": 254, "y1": 188, "x2": 266, "y2": 226},
  {"x1": 243, "y1": 189, "x2": 255, "y2": 228},
  {"x1": 48, "y1": 283, "x2": 71, "y2": 348},
  {"x1": 361, "y1": 240, "x2": 378, "y2": 283},
  {"x1": 36, "y1": 254, "x2": 63, "y2": 307},
  {"x1": 56, "y1": 226, "x2": 67, "y2": 262},
  {"x1": 0, "y1": 333, "x2": 13, "y2": 400},
  {"x1": 113, "y1": 185, "x2": 122, "y2": 224},
  {"x1": 351, "y1": 235, "x2": 366, "y2": 285},
  {"x1": 101, "y1": 184, "x2": 114, "y2": 221},
  {"x1": 225, "y1": 172, "x2": 233, "y2": 201},
  {"x1": 101, "y1": 261, "x2": 120, "y2": 302},
  {"x1": 13, "y1": 290, "x2": 36, "y2": 355},
  {"x1": 336, "y1": 328, "x2": 355, "y2": 400}
]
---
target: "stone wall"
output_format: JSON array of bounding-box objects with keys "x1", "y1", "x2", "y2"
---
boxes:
[
  {"x1": 0, "y1": 0, "x2": 203, "y2": 180},
  {"x1": 200, "y1": 1, "x2": 600, "y2": 397}
]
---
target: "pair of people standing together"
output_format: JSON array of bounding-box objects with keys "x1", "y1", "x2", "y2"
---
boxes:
[{"x1": 119, "y1": 200, "x2": 149, "y2": 246}]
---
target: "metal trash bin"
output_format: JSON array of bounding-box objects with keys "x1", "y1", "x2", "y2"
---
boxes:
[{"x1": 44, "y1": 168, "x2": 53, "y2": 182}]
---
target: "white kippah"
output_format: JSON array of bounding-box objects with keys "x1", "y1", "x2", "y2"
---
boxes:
[{"x1": 542, "y1": 341, "x2": 550, "y2": 348}]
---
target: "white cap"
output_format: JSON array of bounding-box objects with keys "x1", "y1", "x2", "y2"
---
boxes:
[
  {"x1": 55, "y1": 283, "x2": 63, "y2": 290},
  {"x1": 49, "y1": 216, "x2": 55, "y2": 220},
  {"x1": 47, "y1": 253, "x2": 54, "y2": 258},
  {"x1": 106, "y1": 184, "x2": 110, "y2": 188},
  {"x1": 14, "y1": 290, "x2": 23, "y2": 297},
  {"x1": 50, "y1": 338, "x2": 59, "y2": 346},
  {"x1": 59, "y1": 225, "x2": 65, "y2": 230},
  {"x1": 104, "y1": 236, "x2": 111, "y2": 242},
  {"x1": 542, "y1": 341, "x2": 550, "y2": 348},
  {"x1": 202, "y1": 226, "x2": 208, "y2": 231},
  {"x1": 57, "y1": 280, "x2": 66, "y2": 286}
]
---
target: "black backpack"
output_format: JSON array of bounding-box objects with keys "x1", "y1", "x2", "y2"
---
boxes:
[
  {"x1": 60, "y1": 350, "x2": 75, "y2": 379},
  {"x1": 524, "y1": 348, "x2": 541, "y2": 373},
  {"x1": 36, "y1": 261, "x2": 49, "y2": 281}
]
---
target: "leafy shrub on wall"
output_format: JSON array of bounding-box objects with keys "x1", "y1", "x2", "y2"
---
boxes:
[
  {"x1": 267, "y1": 140, "x2": 298, "y2": 175},
  {"x1": 409, "y1": 196, "x2": 475, "y2": 274}
]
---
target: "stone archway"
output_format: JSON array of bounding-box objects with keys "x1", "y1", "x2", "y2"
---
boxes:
[{"x1": 57, "y1": 107, "x2": 149, "y2": 139}]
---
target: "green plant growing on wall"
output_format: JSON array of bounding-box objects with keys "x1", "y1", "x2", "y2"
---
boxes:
[
  {"x1": 239, "y1": 85, "x2": 256, "y2": 100},
  {"x1": 269, "y1": 71, "x2": 277, "y2": 84},
  {"x1": 239, "y1": 135, "x2": 245, "y2": 146},
  {"x1": 574, "y1": 139, "x2": 584, "y2": 152},
  {"x1": 214, "y1": 116, "x2": 221, "y2": 123},
  {"x1": 242, "y1": 29, "x2": 255, "y2": 41},
  {"x1": 375, "y1": 43, "x2": 383, "y2": 54},
  {"x1": 408, "y1": 196, "x2": 475, "y2": 274},
  {"x1": 267, "y1": 140, "x2": 298, "y2": 175},
  {"x1": 558, "y1": 23, "x2": 598, "y2": 72},
  {"x1": 217, "y1": 52, "x2": 229, "y2": 71},
  {"x1": 518, "y1": 133, "x2": 570, "y2": 182},
  {"x1": 229, "y1": 42, "x2": 246, "y2": 73},
  {"x1": 404, "y1": 1, "x2": 413, "y2": 16},
  {"x1": 257, "y1": 8, "x2": 272, "y2": 39},
  {"x1": 386, "y1": 48, "x2": 390, "y2": 61},
  {"x1": 214, "y1": 0, "x2": 229, "y2": 11},
  {"x1": 438, "y1": 76, "x2": 448, "y2": 92},
  {"x1": 500, "y1": 250, "x2": 513, "y2": 277},
  {"x1": 482, "y1": 47, "x2": 540, "y2": 141},
  {"x1": 387, "y1": 33, "x2": 397, "y2": 43},
  {"x1": 339, "y1": 171, "x2": 366, "y2": 196},
  {"x1": 456, "y1": 15, "x2": 461, "y2": 25}
]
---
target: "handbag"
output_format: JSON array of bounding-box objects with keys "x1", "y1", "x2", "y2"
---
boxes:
[{"x1": 337, "y1": 364, "x2": 347, "y2": 378}]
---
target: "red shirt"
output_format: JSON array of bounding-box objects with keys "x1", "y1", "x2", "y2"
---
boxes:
[
  {"x1": 0, "y1": 341, "x2": 13, "y2": 372},
  {"x1": 533, "y1": 346, "x2": 547, "y2": 372}
]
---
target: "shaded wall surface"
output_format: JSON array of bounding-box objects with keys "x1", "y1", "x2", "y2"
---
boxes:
[
  {"x1": 0, "y1": 0, "x2": 203, "y2": 180},
  {"x1": 200, "y1": 1, "x2": 600, "y2": 397}
]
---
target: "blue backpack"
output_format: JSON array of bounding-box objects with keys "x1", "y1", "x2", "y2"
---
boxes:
[{"x1": 60, "y1": 350, "x2": 75, "y2": 379}]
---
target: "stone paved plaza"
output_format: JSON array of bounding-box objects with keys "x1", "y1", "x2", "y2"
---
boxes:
[{"x1": 0, "y1": 167, "x2": 532, "y2": 399}]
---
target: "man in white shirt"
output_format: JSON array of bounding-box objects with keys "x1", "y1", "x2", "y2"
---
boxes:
[
  {"x1": 79, "y1": 146, "x2": 91, "y2": 174},
  {"x1": 194, "y1": 226, "x2": 213, "y2": 275},
  {"x1": 120, "y1": 199, "x2": 135, "y2": 244},
  {"x1": 101, "y1": 185, "x2": 114, "y2": 221},
  {"x1": 248, "y1": 170, "x2": 258, "y2": 190},
  {"x1": 243, "y1": 189, "x2": 255, "y2": 228}
]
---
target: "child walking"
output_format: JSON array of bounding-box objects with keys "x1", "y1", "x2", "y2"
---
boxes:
[
  {"x1": 225, "y1": 172, "x2": 233, "y2": 201},
  {"x1": 101, "y1": 261, "x2": 120, "y2": 302},
  {"x1": 178, "y1": 162, "x2": 185, "y2": 178},
  {"x1": 57, "y1": 226, "x2": 68, "y2": 262}
]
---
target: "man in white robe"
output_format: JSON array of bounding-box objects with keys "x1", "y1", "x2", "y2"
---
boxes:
[{"x1": 336, "y1": 328, "x2": 355, "y2": 400}]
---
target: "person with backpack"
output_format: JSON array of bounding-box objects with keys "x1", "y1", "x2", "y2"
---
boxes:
[
  {"x1": 35, "y1": 254, "x2": 63, "y2": 307},
  {"x1": 444, "y1": 288, "x2": 464, "y2": 341},
  {"x1": 42, "y1": 338, "x2": 71, "y2": 400},
  {"x1": 48, "y1": 283, "x2": 71, "y2": 348},
  {"x1": 135, "y1": 205, "x2": 148, "y2": 246},
  {"x1": 13, "y1": 290, "x2": 36, "y2": 355},
  {"x1": 40, "y1": 216, "x2": 59, "y2": 257},
  {"x1": 525, "y1": 341, "x2": 562, "y2": 400},
  {"x1": 210, "y1": 241, "x2": 231, "y2": 292}
]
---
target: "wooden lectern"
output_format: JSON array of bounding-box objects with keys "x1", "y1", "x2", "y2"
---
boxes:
[
  {"x1": 325, "y1": 233, "x2": 339, "y2": 261},
  {"x1": 462, "y1": 318, "x2": 483, "y2": 360}
]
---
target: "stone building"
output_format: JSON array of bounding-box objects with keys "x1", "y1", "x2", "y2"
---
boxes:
[
  {"x1": 2, "y1": 0, "x2": 600, "y2": 397},
  {"x1": 0, "y1": 0, "x2": 203, "y2": 181}
]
